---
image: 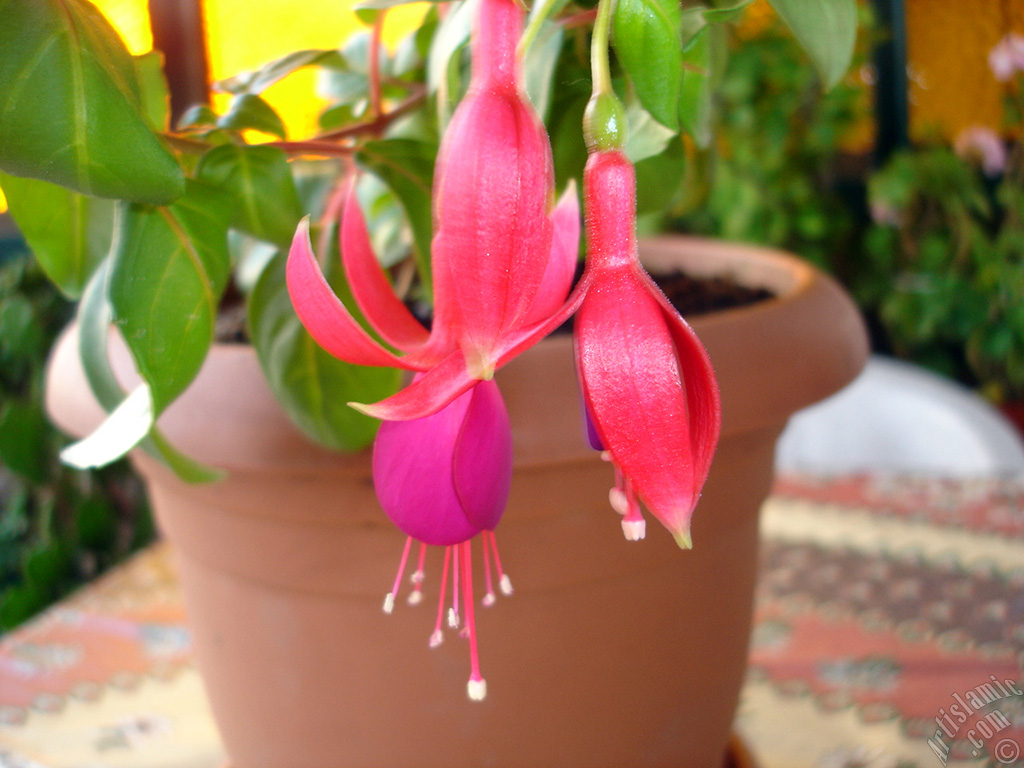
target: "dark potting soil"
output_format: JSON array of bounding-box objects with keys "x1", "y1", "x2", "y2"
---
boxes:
[{"x1": 214, "y1": 271, "x2": 773, "y2": 344}]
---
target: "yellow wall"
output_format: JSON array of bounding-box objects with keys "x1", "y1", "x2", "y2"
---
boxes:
[
  {"x1": 202, "y1": 0, "x2": 427, "y2": 139},
  {"x1": 906, "y1": 0, "x2": 1024, "y2": 140}
]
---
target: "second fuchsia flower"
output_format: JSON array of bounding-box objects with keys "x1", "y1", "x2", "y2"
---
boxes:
[{"x1": 575, "y1": 149, "x2": 721, "y2": 549}]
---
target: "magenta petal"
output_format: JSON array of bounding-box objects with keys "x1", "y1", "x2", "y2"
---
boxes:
[
  {"x1": 350, "y1": 348, "x2": 479, "y2": 421},
  {"x1": 373, "y1": 389, "x2": 481, "y2": 546},
  {"x1": 285, "y1": 218, "x2": 421, "y2": 371},
  {"x1": 453, "y1": 380, "x2": 512, "y2": 531},
  {"x1": 639, "y1": 269, "x2": 721, "y2": 492},
  {"x1": 523, "y1": 183, "x2": 580, "y2": 326},
  {"x1": 575, "y1": 268, "x2": 704, "y2": 539},
  {"x1": 340, "y1": 189, "x2": 431, "y2": 352}
]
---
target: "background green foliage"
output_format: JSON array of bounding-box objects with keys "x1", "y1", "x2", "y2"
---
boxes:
[{"x1": 0, "y1": 243, "x2": 152, "y2": 631}]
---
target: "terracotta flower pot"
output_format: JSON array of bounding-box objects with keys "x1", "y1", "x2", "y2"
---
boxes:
[{"x1": 46, "y1": 236, "x2": 868, "y2": 768}]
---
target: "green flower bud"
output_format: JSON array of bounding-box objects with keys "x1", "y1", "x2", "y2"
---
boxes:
[{"x1": 583, "y1": 91, "x2": 627, "y2": 152}]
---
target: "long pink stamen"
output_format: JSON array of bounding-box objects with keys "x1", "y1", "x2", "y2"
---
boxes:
[
  {"x1": 462, "y1": 541, "x2": 486, "y2": 701},
  {"x1": 487, "y1": 531, "x2": 513, "y2": 596},
  {"x1": 430, "y1": 546, "x2": 453, "y2": 648},
  {"x1": 621, "y1": 475, "x2": 646, "y2": 541},
  {"x1": 449, "y1": 543, "x2": 461, "y2": 629},
  {"x1": 408, "y1": 542, "x2": 428, "y2": 606},
  {"x1": 383, "y1": 536, "x2": 414, "y2": 613},
  {"x1": 481, "y1": 534, "x2": 496, "y2": 607}
]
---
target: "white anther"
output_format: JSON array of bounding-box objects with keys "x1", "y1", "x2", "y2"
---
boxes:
[
  {"x1": 609, "y1": 487, "x2": 629, "y2": 515},
  {"x1": 459, "y1": 626, "x2": 470, "y2": 638},
  {"x1": 410, "y1": 570, "x2": 424, "y2": 584},
  {"x1": 467, "y1": 678, "x2": 487, "y2": 701},
  {"x1": 482, "y1": 592, "x2": 497, "y2": 607},
  {"x1": 429, "y1": 630, "x2": 444, "y2": 648},
  {"x1": 447, "y1": 608, "x2": 459, "y2": 628},
  {"x1": 621, "y1": 518, "x2": 646, "y2": 541},
  {"x1": 382, "y1": 593, "x2": 396, "y2": 614},
  {"x1": 600, "y1": 450, "x2": 612, "y2": 462},
  {"x1": 406, "y1": 590, "x2": 423, "y2": 606},
  {"x1": 499, "y1": 574, "x2": 514, "y2": 596}
]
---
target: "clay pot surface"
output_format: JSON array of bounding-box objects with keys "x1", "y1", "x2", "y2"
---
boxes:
[{"x1": 46, "y1": 237, "x2": 868, "y2": 768}]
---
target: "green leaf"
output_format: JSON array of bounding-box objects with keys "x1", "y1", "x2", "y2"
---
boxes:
[
  {"x1": 74, "y1": 261, "x2": 225, "y2": 482},
  {"x1": 248, "y1": 250, "x2": 399, "y2": 452},
  {"x1": 678, "y1": 27, "x2": 713, "y2": 148},
  {"x1": 216, "y1": 49, "x2": 343, "y2": 95},
  {"x1": 133, "y1": 51, "x2": 172, "y2": 131},
  {"x1": 523, "y1": 20, "x2": 563, "y2": 121},
  {"x1": 0, "y1": 295, "x2": 45, "y2": 366},
  {"x1": 0, "y1": 172, "x2": 114, "y2": 298},
  {"x1": 196, "y1": 144, "x2": 303, "y2": 248},
  {"x1": 217, "y1": 94, "x2": 288, "y2": 140},
  {"x1": 681, "y1": 0, "x2": 756, "y2": 37},
  {"x1": 0, "y1": 401, "x2": 51, "y2": 483},
  {"x1": 357, "y1": 139, "x2": 436, "y2": 295},
  {"x1": 0, "y1": 0, "x2": 185, "y2": 204},
  {"x1": 635, "y1": 139, "x2": 687, "y2": 214},
  {"x1": 766, "y1": 0, "x2": 857, "y2": 90},
  {"x1": 177, "y1": 104, "x2": 219, "y2": 131},
  {"x1": 110, "y1": 181, "x2": 231, "y2": 414},
  {"x1": 0, "y1": 583, "x2": 48, "y2": 630},
  {"x1": 612, "y1": 0, "x2": 682, "y2": 130}
]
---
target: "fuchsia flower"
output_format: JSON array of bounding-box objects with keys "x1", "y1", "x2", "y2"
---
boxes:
[
  {"x1": 375, "y1": 378, "x2": 514, "y2": 701},
  {"x1": 989, "y1": 33, "x2": 1024, "y2": 82},
  {"x1": 574, "y1": 150, "x2": 721, "y2": 548},
  {"x1": 286, "y1": 0, "x2": 582, "y2": 423}
]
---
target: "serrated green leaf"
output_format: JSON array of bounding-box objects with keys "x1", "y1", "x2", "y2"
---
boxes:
[
  {"x1": 357, "y1": 139, "x2": 436, "y2": 295},
  {"x1": 0, "y1": 0, "x2": 185, "y2": 204},
  {"x1": 110, "y1": 182, "x2": 231, "y2": 414},
  {"x1": 0, "y1": 172, "x2": 114, "y2": 298},
  {"x1": 766, "y1": 0, "x2": 857, "y2": 90},
  {"x1": 612, "y1": 0, "x2": 682, "y2": 130},
  {"x1": 196, "y1": 144, "x2": 303, "y2": 248},
  {"x1": 133, "y1": 51, "x2": 171, "y2": 131},
  {"x1": 217, "y1": 94, "x2": 287, "y2": 139},
  {"x1": 679, "y1": 27, "x2": 713, "y2": 148},
  {"x1": 248, "y1": 250, "x2": 399, "y2": 452}
]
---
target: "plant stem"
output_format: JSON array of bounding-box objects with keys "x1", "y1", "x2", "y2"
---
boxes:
[
  {"x1": 590, "y1": 0, "x2": 616, "y2": 96},
  {"x1": 518, "y1": 0, "x2": 569, "y2": 59},
  {"x1": 369, "y1": 11, "x2": 387, "y2": 118}
]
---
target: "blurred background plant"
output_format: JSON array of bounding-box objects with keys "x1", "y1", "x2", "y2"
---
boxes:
[
  {"x1": 856, "y1": 41, "x2": 1024, "y2": 405},
  {"x1": 0, "y1": 240, "x2": 152, "y2": 631}
]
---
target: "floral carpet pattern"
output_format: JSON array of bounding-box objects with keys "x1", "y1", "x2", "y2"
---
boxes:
[{"x1": 0, "y1": 472, "x2": 1021, "y2": 768}]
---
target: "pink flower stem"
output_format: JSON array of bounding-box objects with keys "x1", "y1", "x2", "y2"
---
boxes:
[
  {"x1": 450, "y1": 540, "x2": 461, "y2": 627},
  {"x1": 462, "y1": 541, "x2": 486, "y2": 700}
]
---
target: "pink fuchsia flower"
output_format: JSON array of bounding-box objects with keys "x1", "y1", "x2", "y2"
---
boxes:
[
  {"x1": 286, "y1": 0, "x2": 583, "y2": 423},
  {"x1": 989, "y1": 33, "x2": 1024, "y2": 82},
  {"x1": 954, "y1": 126, "x2": 1008, "y2": 177},
  {"x1": 376, "y1": 378, "x2": 515, "y2": 701},
  {"x1": 575, "y1": 150, "x2": 721, "y2": 548}
]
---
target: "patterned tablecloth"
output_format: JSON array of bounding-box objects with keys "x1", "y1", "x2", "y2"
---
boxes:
[{"x1": 1, "y1": 473, "x2": 1022, "y2": 768}]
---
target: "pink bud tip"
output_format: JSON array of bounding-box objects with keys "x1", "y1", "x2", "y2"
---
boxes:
[
  {"x1": 609, "y1": 487, "x2": 628, "y2": 515},
  {"x1": 621, "y1": 518, "x2": 646, "y2": 541},
  {"x1": 467, "y1": 676, "x2": 488, "y2": 701}
]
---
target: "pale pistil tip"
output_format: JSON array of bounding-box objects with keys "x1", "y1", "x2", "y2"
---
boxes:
[
  {"x1": 383, "y1": 593, "x2": 396, "y2": 614},
  {"x1": 621, "y1": 518, "x2": 646, "y2": 541},
  {"x1": 467, "y1": 677, "x2": 488, "y2": 701},
  {"x1": 499, "y1": 574, "x2": 514, "y2": 596}
]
